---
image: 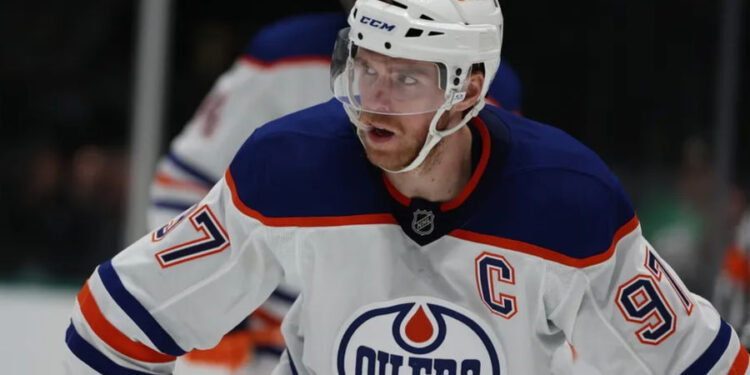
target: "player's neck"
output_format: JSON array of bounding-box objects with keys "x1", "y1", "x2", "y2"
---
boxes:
[{"x1": 385, "y1": 125, "x2": 473, "y2": 203}]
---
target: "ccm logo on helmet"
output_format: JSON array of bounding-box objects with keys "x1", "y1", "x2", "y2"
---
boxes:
[{"x1": 360, "y1": 16, "x2": 396, "y2": 31}]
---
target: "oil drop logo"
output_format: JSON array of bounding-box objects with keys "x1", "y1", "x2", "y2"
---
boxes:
[{"x1": 334, "y1": 297, "x2": 504, "y2": 375}]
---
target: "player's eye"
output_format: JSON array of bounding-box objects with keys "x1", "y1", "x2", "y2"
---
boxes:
[
  {"x1": 396, "y1": 74, "x2": 417, "y2": 86},
  {"x1": 357, "y1": 61, "x2": 377, "y2": 76}
]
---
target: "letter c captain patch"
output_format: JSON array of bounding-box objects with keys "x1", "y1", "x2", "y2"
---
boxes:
[{"x1": 475, "y1": 252, "x2": 518, "y2": 319}]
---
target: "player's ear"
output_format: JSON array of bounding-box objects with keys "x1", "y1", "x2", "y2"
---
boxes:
[{"x1": 452, "y1": 72, "x2": 484, "y2": 112}]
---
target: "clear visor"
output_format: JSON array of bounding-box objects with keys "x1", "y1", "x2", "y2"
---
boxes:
[{"x1": 331, "y1": 29, "x2": 448, "y2": 115}]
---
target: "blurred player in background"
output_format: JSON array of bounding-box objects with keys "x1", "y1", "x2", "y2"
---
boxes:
[
  {"x1": 148, "y1": 1, "x2": 522, "y2": 373},
  {"x1": 713, "y1": 182, "x2": 750, "y2": 349}
]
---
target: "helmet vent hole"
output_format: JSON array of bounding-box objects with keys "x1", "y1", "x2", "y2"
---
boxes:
[
  {"x1": 357, "y1": 32, "x2": 363, "y2": 40},
  {"x1": 353, "y1": 8, "x2": 357, "y2": 18},
  {"x1": 380, "y1": 0, "x2": 408, "y2": 9},
  {"x1": 385, "y1": 42, "x2": 392, "y2": 49},
  {"x1": 428, "y1": 31, "x2": 444, "y2": 36},
  {"x1": 419, "y1": 14, "x2": 434, "y2": 21},
  {"x1": 405, "y1": 28, "x2": 423, "y2": 37}
]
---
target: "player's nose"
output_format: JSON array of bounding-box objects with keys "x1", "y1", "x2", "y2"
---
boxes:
[{"x1": 368, "y1": 77, "x2": 393, "y2": 113}]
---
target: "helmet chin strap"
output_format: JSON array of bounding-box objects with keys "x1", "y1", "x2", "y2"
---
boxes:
[{"x1": 345, "y1": 93, "x2": 486, "y2": 174}]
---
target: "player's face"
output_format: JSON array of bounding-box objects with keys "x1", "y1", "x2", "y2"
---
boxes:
[{"x1": 354, "y1": 49, "x2": 446, "y2": 170}]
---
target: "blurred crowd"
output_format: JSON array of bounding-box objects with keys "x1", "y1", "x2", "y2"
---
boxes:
[
  {"x1": 0, "y1": 0, "x2": 747, "y2": 303},
  {"x1": 0, "y1": 0, "x2": 135, "y2": 280},
  {"x1": 1, "y1": 141, "x2": 128, "y2": 279}
]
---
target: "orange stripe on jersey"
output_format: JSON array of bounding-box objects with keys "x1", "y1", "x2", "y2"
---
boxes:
[
  {"x1": 485, "y1": 96, "x2": 522, "y2": 116},
  {"x1": 486, "y1": 96, "x2": 501, "y2": 108},
  {"x1": 240, "y1": 55, "x2": 331, "y2": 70},
  {"x1": 183, "y1": 331, "x2": 253, "y2": 371},
  {"x1": 568, "y1": 342, "x2": 578, "y2": 362},
  {"x1": 77, "y1": 281, "x2": 175, "y2": 363},
  {"x1": 154, "y1": 172, "x2": 211, "y2": 194},
  {"x1": 251, "y1": 325, "x2": 286, "y2": 348},
  {"x1": 249, "y1": 308, "x2": 285, "y2": 348},
  {"x1": 225, "y1": 169, "x2": 398, "y2": 227},
  {"x1": 729, "y1": 345, "x2": 750, "y2": 375},
  {"x1": 722, "y1": 243, "x2": 750, "y2": 285},
  {"x1": 252, "y1": 308, "x2": 282, "y2": 326},
  {"x1": 441, "y1": 117, "x2": 492, "y2": 211},
  {"x1": 382, "y1": 174, "x2": 411, "y2": 206},
  {"x1": 450, "y1": 215, "x2": 640, "y2": 268}
]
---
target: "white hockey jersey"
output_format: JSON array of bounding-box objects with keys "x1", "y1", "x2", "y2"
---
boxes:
[{"x1": 66, "y1": 100, "x2": 748, "y2": 374}]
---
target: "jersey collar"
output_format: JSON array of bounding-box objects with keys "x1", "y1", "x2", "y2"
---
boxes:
[{"x1": 379, "y1": 114, "x2": 509, "y2": 246}]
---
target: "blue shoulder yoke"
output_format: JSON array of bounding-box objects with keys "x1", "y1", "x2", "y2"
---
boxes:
[{"x1": 464, "y1": 106, "x2": 636, "y2": 261}]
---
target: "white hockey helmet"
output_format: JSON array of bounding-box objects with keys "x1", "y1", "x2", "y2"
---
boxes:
[{"x1": 331, "y1": 0, "x2": 504, "y2": 173}]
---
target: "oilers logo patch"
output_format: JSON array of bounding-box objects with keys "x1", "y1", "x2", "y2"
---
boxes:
[{"x1": 334, "y1": 297, "x2": 504, "y2": 375}]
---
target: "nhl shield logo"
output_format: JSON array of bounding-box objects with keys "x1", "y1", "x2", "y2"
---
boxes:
[{"x1": 412, "y1": 209, "x2": 435, "y2": 236}]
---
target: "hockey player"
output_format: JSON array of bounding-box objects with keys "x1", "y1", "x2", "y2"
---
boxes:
[
  {"x1": 66, "y1": 0, "x2": 748, "y2": 374},
  {"x1": 149, "y1": 3, "x2": 522, "y2": 374}
]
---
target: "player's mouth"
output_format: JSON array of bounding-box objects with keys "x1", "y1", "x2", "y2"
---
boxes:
[
  {"x1": 368, "y1": 126, "x2": 395, "y2": 143},
  {"x1": 360, "y1": 117, "x2": 398, "y2": 144}
]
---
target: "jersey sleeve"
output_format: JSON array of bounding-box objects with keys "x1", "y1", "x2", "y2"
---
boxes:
[
  {"x1": 147, "y1": 50, "x2": 333, "y2": 230},
  {"x1": 544, "y1": 184, "x2": 749, "y2": 374},
  {"x1": 65, "y1": 174, "x2": 293, "y2": 374}
]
